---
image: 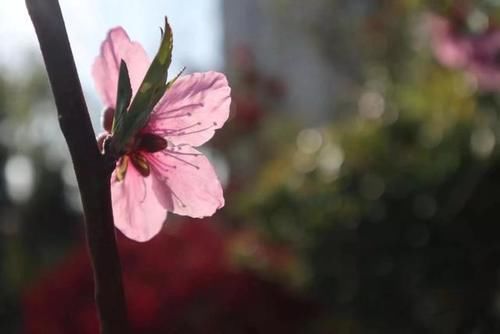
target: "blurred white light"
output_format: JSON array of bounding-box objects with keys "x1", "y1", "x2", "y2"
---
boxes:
[
  {"x1": 296, "y1": 128, "x2": 323, "y2": 154},
  {"x1": 470, "y1": 127, "x2": 495, "y2": 158},
  {"x1": 4, "y1": 154, "x2": 35, "y2": 203},
  {"x1": 467, "y1": 10, "x2": 489, "y2": 33},
  {"x1": 358, "y1": 91, "x2": 385, "y2": 119},
  {"x1": 318, "y1": 143, "x2": 344, "y2": 180}
]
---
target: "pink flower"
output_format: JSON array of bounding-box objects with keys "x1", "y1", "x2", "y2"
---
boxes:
[
  {"x1": 92, "y1": 27, "x2": 231, "y2": 241},
  {"x1": 428, "y1": 13, "x2": 500, "y2": 91},
  {"x1": 428, "y1": 14, "x2": 472, "y2": 69}
]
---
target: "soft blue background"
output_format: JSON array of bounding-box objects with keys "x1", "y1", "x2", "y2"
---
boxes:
[{"x1": 0, "y1": 0, "x2": 223, "y2": 100}]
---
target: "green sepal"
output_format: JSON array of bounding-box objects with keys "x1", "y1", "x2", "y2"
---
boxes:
[
  {"x1": 166, "y1": 66, "x2": 186, "y2": 90},
  {"x1": 113, "y1": 17, "x2": 173, "y2": 153},
  {"x1": 112, "y1": 60, "x2": 132, "y2": 134}
]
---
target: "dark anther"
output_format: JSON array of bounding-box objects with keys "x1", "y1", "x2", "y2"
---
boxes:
[
  {"x1": 130, "y1": 152, "x2": 151, "y2": 177},
  {"x1": 136, "y1": 133, "x2": 168, "y2": 153}
]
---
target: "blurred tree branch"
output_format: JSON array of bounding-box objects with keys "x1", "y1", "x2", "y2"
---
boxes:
[{"x1": 25, "y1": 0, "x2": 129, "y2": 333}]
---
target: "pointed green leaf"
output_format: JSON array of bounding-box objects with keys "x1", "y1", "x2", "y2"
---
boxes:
[
  {"x1": 112, "y1": 60, "x2": 132, "y2": 134},
  {"x1": 113, "y1": 17, "x2": 174, "y2": 152}
]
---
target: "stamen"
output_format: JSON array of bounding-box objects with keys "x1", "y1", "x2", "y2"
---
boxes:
[
  {"x1": 152, "y1": 103, "x2": 202, "y2": 119},
  {"x1": 115, "y1": 156, "x2": 129, "y2": 182},
  {"x1": 161, "y1": 151, "x2": 200, "y2": 170},
  {"x1": 151, "y1": 112, "x2": 193, "y2": 121},
  {"x1": 130, "y1": 152, "x2": 150, "y2": 177},
  {"x1": 152, "y1": 122, "x2": 218, "y2": 138},
  {"x1": 148, "y1": 154, "x2": 177, "y2": 172},
  {"x1": 163, "y1": 149, "x2": 201, "y2": 157},
  {"x1": 164, "y1": 122, "x2": 202, "y2": 135},
  {"x1": 166, "y1": 125, "x2": 215, "y2": 137}
]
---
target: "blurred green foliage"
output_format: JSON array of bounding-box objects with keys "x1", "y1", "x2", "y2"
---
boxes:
[{"x1": 224, "y1": 1, "x2": 500, "y2": 333}]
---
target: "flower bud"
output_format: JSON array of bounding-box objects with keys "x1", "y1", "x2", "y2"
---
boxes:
[{"x1": 101, "y1": 107, "x2": 115, "y2": 133}]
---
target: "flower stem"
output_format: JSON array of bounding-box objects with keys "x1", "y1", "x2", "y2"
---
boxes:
[{"x1": 25, "y1": 0, "x2": 130, "y2": 333}]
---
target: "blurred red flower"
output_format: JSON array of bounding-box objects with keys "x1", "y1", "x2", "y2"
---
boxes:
[
  {"x1": 23, "y1": 220, "x2": 313, "y2": 333},
  {"x1": 227, "y1": 46, "x2": 286, "y2": 132}
]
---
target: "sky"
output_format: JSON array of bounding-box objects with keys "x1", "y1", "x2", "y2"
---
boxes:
[
  {"x1": 0, "y1": 0, "x2": 225, "y2": 202},
  {"x1": 0, "y1": 0, "x2": 224, "y2": 109}
]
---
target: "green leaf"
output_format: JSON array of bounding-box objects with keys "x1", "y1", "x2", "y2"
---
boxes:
[
  {"x1": 112, "y1": 60, "x2": 132, "y2": 134},
  {"x1": 113, "y1": 17, "x2": 173, "y2": 153}
]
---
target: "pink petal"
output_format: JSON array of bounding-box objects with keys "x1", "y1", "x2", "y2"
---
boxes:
[
  {"x1": 111, "y1": 163, "x2": 166, "y2": 242},
  {"x1": 146, "y1": 72, "x2": 231, "y2": 147},
  {"x1": 92, "y1": 27, "x2": 150, "y2": 108},
  {"x1": 147, "y1": 146, "x2": 224, "y2": 218}
]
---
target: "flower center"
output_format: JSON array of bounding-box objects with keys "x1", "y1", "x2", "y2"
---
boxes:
[
  {"x1": 115, "y1": 133, "x2": 168, "y2": 181},
  {"x1": 134, "y1": 133, "x2": 168, "y2": 153}
]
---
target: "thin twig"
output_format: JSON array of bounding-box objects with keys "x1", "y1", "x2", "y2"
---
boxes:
[{"x1": 25, "y1": 0, "x2": 130, "y2": 332}]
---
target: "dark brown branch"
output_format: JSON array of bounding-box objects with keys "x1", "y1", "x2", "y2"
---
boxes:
[{"x1": 25, "y1": 0, "x2": 130, "y2": 333}]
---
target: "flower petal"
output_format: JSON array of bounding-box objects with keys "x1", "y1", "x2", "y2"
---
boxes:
[
  {"x1": 147, "y1": 72, "x2": 231, "y2": 147},
  {"x1": 92, "y1": 27, "x2": 150, "y2": 108},
  {"x1": 148, "y1": 146, "x2": 224, "y2": 218},
  {"x1": 111, "y1": 163, "x2": 166, "y2": 242}
]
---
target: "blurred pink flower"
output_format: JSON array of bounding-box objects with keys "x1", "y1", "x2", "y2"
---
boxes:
[
  {"x1": 429, "y1": 14, "x2": 500, "y2": 91},
  {"x1": 92, "y1": 28, "x2": 231, "y2": 241},
  {"x1": 428, "y1": 15, "x2": 472, "y2": 69},
  {"x1": 467, "y1": 30, "x2": 500, "y2": 91}
]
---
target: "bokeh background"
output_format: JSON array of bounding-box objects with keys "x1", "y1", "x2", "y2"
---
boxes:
[{"x1": 3, "y1": 0, "x2": 500, "y2": 333}]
